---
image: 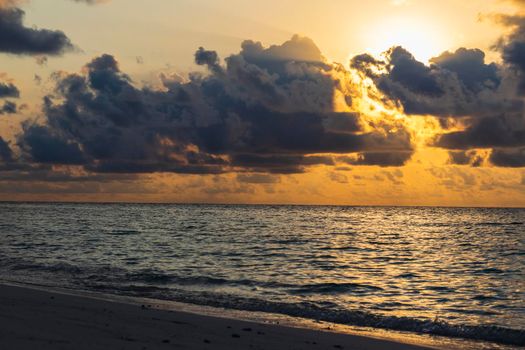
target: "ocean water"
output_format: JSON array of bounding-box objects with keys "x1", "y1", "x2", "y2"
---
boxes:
[{"x1": 0, "y1": 203, "x2": 523, "y2": 346}]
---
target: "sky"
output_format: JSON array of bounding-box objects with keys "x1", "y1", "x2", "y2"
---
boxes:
[{"x1": 0, "y1": 0, "x2": 525, "y2": 206}]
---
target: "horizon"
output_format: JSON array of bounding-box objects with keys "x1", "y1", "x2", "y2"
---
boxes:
[
  {"x1": 0, "y1": 0, "x2": 525, "y2": 206},
  {"x1": 1, "y1": 200, "x2": 524, "y2": 210}
]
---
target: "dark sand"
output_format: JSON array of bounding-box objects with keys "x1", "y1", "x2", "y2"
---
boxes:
[{"x1": 0, "y1": 283, "x2": 437, "y2": 349}]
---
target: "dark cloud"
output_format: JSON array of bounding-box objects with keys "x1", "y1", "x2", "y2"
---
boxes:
[
  {"x1": 351, "y1": 46, "x2": 504, "y2": 118},
  {"x1": 490, "y1": 148, "x2": 525, "y2": 167},
  {"x1": 0, "y1": 100, "x2": 17, "y2": 114},
  {"x1": 0, "y1": 136, "x2": 12, "y2": 162},
  {"x1": 14, "y1": 36, "x2": 414, "y2": 176},
  {"x1": 428, "y1": 17, "x2": 525, "y2": 167},
  {"x1": 195, "y1": 47, "x2": 222, "y2": 74},
  {"x1": 495, "y1": 16, "x2": 525, "y2": 94},
  {"x1": 351, "y1": 35, "x2": 525, "y2": 168},
  {"x1": 382, "y1": 47, "x2": 444, "y2": 97},
  {"x1": 434, "y1": 116, "x2": 525, "y2": 149},
  {"x1": 0, "y1": 7, "x2": 73, "y2": 55},
  {"x1": 448, "y1": 150, "x2": 484, "y2": 167},
  {"x1": 0, "y1": 78, "x2": 19, "y2": 114},
  {"x1": 339, "y1": 151, "x2": 414, "y2": 167},
  {"x1": 430, "y1": 48, "x2": 500, "y2": 93},
  {"x1": 0, "y1": 80, "x2": 19, "y2": 97},
  {"x1": 18, "y1": 125, "x2": 86, "y2": 165},
  {"x1": 0, "y1": 165, "x2": 136, "y2": 183},
  {"x1": 230, "y1": 154, "x2": 335, "y2": 174}
]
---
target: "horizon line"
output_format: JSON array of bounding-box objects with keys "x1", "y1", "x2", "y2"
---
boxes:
[{"x1": 0, "y1": 200, "x2": 523, "y2": 210}]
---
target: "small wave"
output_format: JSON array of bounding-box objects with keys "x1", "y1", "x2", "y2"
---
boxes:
[
  {"x1": 126, "y1": 272, "x2": 229, "y2": 286},
  {"x1": 396, "y1": 272, "x2": 419, "y2": 279},
  {"x1": 425, "y1": 285, "x2": 454, "y2": 293},
  {"x1": 472, "y1": 295, "x2": 503, "y2": 301},
  {"x1": 12, "y1": 262, "x2": 82, "y2": 274},
  {"x1": 290, "y1": 282, "x2": 382, "y2": 295},
  {"x1": 5, "y1": 259, "x2": 127, "y2": 279},
  {"x1": 123, "y1": 271, "x2": 296, "y2": 290},
  {"x1": 477, "y1": 268, "x2": 505, "y2": 274},
  {"x1": 107, "y1": 229, "x2": 140, "y2": 236},
  {"x1": 476, "y1": 222, "x2": 523, "y2": 226},
  {"x1": 444, "y1": 308, "x2": 500, "y2": 316}
]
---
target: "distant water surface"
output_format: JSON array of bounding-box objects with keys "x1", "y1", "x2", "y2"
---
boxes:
[{"x1": 0, "y1": 203, "x2": 523, "y2": 346}]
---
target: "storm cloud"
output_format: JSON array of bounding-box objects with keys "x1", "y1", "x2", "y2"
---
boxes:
[
  {"x1": 351, "y1": 29, "x2": 525, "y2": 168},
  {"x1": 13, "y1": 36, "x2": 414, "y2": 175},
  {"x1": 351, "y1": 46, "x2": 503, "y2": 118}
]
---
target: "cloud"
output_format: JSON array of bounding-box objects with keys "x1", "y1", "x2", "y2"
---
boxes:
[
  {"x1": 429, "y1": 167, "x2": 477, "y2": 191},
  {"x1": 434, "y1": 117, "x2": 525, "y2": 149},
  {"x1": 15, "y1": 36, "x2": 414, "y2": 176},
  {"x1": 237, "y1": 173, "x2": 280, "y2": 184},
  {"x1": 490, "y1": 147, "x2": 525, "y2": 167},
  {"x1": 0, "y1": 136, "x2": 12, "y2": 161},
  {"x1": 351, "y1": 46, "x2": 503, "y2": 118},
  {"x1": 495, "y1": 15, "x2": 525, "y2": 94},
  {"x1": 0, "y1": 100, "x2": 17, "y2": 114},
  {"x1": 448, "y1": 150, "x2": 484, "y2": 167},
  {"x1": 19, "y1": 124, "x2": 86, "y2": 164},
  {"x1": 431, "y1": 16, "x2": 525, "y2": 167},
  {"x1": 327, "y1": 171, "x2": 349, "y2": 184},
  {"x1": 351, "y1": 33, "x2": 525, "y2": 168},
  {"x1": 0, "y1": 7, "x2": 73, "y2": 55},
  {"x1": 0, "y1": 80, "x2": 19, "y2": 97},
  {"x1": 338, "y1": 150, "x2": 413, "y2": 167},
  {"x1": 0, "y1": 78, "x2": 18, "y2": 114},
  {"x1": 431, "y1": 48, "x2": 500, "y2": 93}
]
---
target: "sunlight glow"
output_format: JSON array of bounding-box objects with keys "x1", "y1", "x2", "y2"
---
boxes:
[{"x1": 367, "y1": 16, "x2": 448, "y2": 63}]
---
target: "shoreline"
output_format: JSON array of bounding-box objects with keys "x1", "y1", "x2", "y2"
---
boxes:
[{"x1": 0, "y1": 282, "x2": 445, "y2": 350}]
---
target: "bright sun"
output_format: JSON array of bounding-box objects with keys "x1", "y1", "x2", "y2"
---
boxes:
[{"x1": 367, "y1": 16, "x2": 448, "y2": 63}]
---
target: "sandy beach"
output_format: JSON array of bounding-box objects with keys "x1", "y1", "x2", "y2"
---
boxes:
[{"x1": 0, "y1": 283, "x2": 438, "y2": 350}]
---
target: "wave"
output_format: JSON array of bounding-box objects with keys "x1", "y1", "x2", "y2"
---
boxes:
[
  {"x1": 95, "y1": 271, "x2": 384, "y2": 296},
  {"x1": 107, "y1": 229, "x2": 140, "y2": 235},
  {"x1": 289, "y1": 282, "x2": 382, "y2": 295},
  {"x1": 86, "y1": 283, "x2": 525, "y2": 346},
  {"x1": 476, "y1": 222, "x2": 524, "y2": 226},
  {"x1": 1, "y1": 260, "x2": 524, "y2": 346}
]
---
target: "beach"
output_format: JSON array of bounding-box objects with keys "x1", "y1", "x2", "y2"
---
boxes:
[{"x1": 0, "y1": 283, "x2": 438, "y2": 350}]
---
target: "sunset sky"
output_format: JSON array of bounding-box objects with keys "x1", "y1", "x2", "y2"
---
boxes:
[{"x1": 0, "y1": 0, "x2": 525, "y2": 206}]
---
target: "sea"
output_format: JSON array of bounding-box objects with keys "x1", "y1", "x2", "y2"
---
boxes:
[{"x1": 0, "y1": 203, "x2": 523, "y2": 348}]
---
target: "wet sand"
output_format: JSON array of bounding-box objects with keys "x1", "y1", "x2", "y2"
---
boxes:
[{"x1": 0, "y1": 283, "x2": 437, "y2": 350}]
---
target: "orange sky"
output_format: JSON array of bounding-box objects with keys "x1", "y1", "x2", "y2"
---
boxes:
[{"x1": 0, "y1": 0, "x2": 524, "y2": 206}]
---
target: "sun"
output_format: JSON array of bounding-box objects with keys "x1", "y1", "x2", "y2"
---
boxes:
[{"x1": 366, "y1": 15, "x2": 448, "y2": 63}]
